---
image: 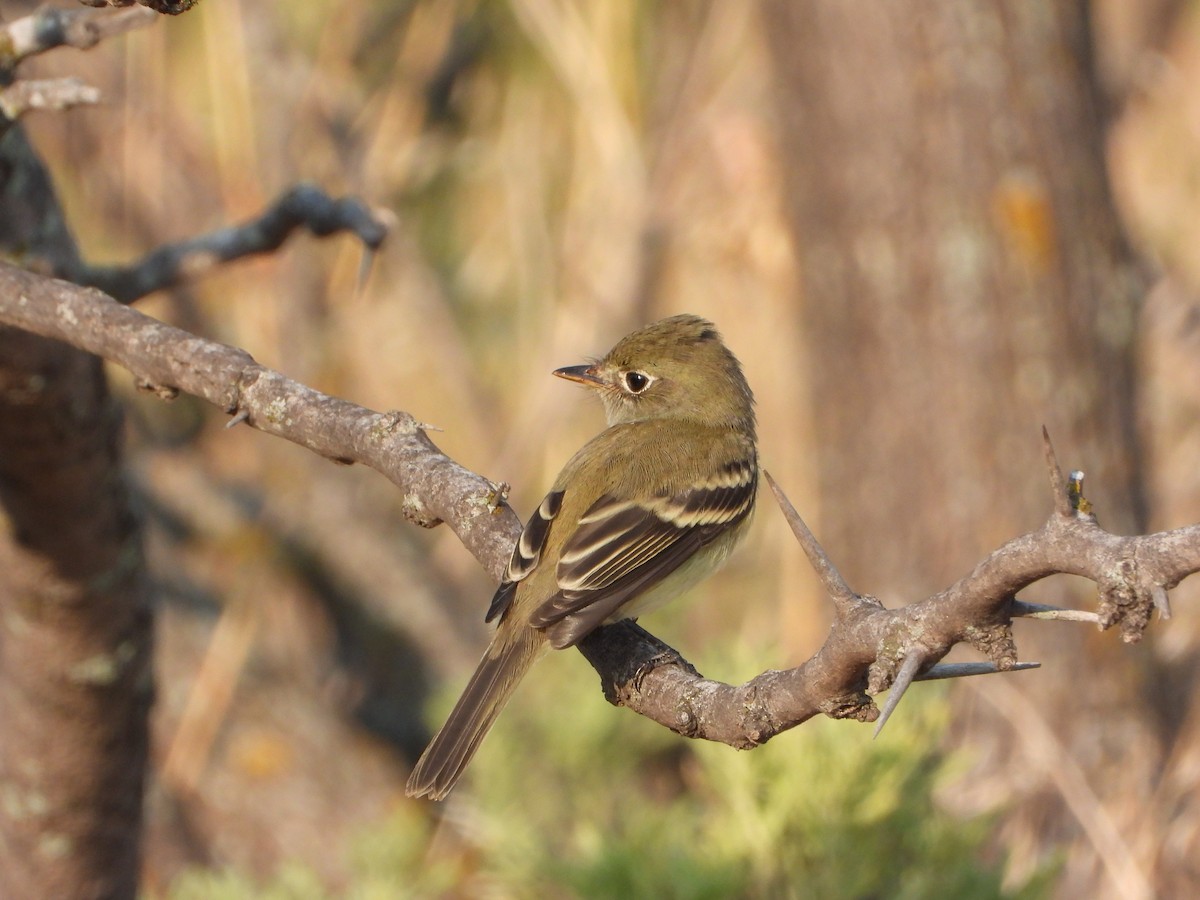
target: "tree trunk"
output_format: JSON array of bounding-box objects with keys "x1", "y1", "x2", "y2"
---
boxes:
[
  {"x1": 764, "y1": 2, "x2": 1142, "y2": 593},
  {"x1": 762, "y1": 3, "x2": 1160, "y2": 896},
  {"x1": 0, "y1": 127, "x2": 151, "y2": 899}
]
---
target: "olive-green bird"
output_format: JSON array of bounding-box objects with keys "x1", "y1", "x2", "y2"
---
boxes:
[{"x1": 405, "y1": 314, "x2": 758, "y2": 800}]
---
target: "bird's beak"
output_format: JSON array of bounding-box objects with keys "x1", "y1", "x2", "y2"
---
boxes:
[{"x1": 553, "y1": 364, "x2": 605, "y2": 387}]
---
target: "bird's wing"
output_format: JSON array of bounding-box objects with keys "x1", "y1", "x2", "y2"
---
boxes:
[
  {"x1": 485, "y1": 490, "x2": 564, "y2": 624},
  {"x1": 529, "y1": 459, "x2": 757, "y2": 648}
]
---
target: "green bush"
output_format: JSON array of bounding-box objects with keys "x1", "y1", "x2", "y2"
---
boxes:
[{"x1": 165, "y1": 648, "x2": 1055, "y2": 899}]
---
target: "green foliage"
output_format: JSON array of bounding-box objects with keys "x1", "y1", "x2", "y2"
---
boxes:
[
  {"x1": 163, "y1": 649, "x2": 1056, "y2": 899},
  {"x1": 165, "y1": 862, "x2": 328, "y2": 900},
  {"x1": 444, "y1": 651, "x2": 1054, "y2": 899}
]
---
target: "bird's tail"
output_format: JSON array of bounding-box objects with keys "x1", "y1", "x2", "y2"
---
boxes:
[{"x1": 405, "y1": 626, "x2": 543, "y2": 800}]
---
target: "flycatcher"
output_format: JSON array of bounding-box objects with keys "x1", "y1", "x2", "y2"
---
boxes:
[{"x1": 405, "y1": 314, "x2": 758, "y2": 800}]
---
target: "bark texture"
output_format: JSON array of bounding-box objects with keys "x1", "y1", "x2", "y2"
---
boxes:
[
  {"x1": 761, "y1": 3, "x2": 1160, "y2": 895},
  {"x1": 764, "y1": 2, "x2": 1143, "y2": 594},
  {"x1": 0, "y1": 127, "x2": 152, "y2": 899}
]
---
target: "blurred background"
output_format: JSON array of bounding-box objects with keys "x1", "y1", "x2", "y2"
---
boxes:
[{"x1": 8, "y1": 0, "x2": 1200, "y2": 896}]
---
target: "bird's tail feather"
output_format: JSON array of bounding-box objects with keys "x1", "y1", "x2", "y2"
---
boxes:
[{"x1": 405, "y1": 627, "x2": 542, "y2": 800}]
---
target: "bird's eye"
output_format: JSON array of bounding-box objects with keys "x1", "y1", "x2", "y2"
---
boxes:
[{"x1": 623, "y1": 371, "x2": 651, "y2": 394}]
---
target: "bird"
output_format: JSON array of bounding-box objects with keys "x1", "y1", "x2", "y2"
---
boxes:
[{"x1": 404, "y1": 314, "x2": 758, "y2": 800}]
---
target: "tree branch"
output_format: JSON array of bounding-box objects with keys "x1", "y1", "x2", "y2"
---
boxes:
[
  {"x1": 2, "y1": 262, "x2": 1198, "y2": 751},
  {"x1": 73, "y1": 183, "x2": 390, "y2": 303},
  {"x1": 0, "y1": 9, "x2": 159, "y2": 883},
  {"x1": 0, "y1": 262, "x2": 520, "y2": 578},
  {"x1": 0, "y1": 6, "x2": 155, "y2": 70},
  {"x1": 0, "y1": 78, "x2": 100, "y2": 120},
  {"x1": 78, "y1": 1, "x2": 198, "y2": 17}
]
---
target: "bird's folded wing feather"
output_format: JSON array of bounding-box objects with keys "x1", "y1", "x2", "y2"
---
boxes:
[
  {"x1": 530, "y1": 459, "x2": 757, "y2": 645},
  {"x1": 485, "y1": 490, "x2": 564, "y2": 624}
]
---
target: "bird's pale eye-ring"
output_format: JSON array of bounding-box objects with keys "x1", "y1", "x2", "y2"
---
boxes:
[{"x1": 623, "y1": 370, "x2": 652, "y2": 394}]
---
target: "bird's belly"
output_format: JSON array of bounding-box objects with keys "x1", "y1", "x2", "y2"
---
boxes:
[{"x1": 608, "y1": 521, "x2": 747, "y2": 623}]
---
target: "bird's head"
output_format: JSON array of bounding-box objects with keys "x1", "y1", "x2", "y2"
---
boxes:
[{"x1": 554, "y1": 314, "x2": 755, "y2": 434}]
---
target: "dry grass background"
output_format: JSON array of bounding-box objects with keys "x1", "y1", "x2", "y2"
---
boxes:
[{"x1": 7, "y1": 0, "x2": 1200, "y2": 894}]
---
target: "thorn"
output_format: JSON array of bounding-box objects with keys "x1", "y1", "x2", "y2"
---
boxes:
[
  {"x1": 1042, "y1": 427, "x2": 1071, "y2": 516},
  {"x1": 225, "y1": 409, "x2": 250, "y2": 429},
  {"x1": 1010, "y1": 599, "x2": 1103, "y2": 625},
  {"x1": 1151, "y1": 584, "x2": 1172, "y2": 621},
  {"x1": 356, "y1": 246, "x2": 377, "y2": 292},
  {"x1": 763, "y1": 469, "x2": 857, "y2": 611},
  {"x1": 874, "y1": 651, "x2": 923, "y2": 738},
  {"x1": 415, "y1": 421, "x2": 444, "y2": 433},
  {"x1": 914, "y1": 661, "x2": 1041, "y2": 682}
]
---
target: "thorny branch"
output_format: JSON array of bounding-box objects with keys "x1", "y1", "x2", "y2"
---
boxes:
[
  {"x1": 75, "y1": 183, "x2": 390, "y2": 303},
  {"x1": 2, "y1": 263, "x2": 1198, "y2": 749}
]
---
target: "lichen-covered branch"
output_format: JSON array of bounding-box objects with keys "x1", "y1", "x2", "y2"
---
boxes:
[
  {"x1": 0, "y1": 77, "x2": 100, "y2": 120},
  {"x1": 0, "y1": 5, "x2": 155, "y2": 70},
  {"x1": 3, "y1": 261, "x2": 1198, "y2": 752},
  {"x1": 0, "y1": 262, "x2": 520, "y2": 579}
]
